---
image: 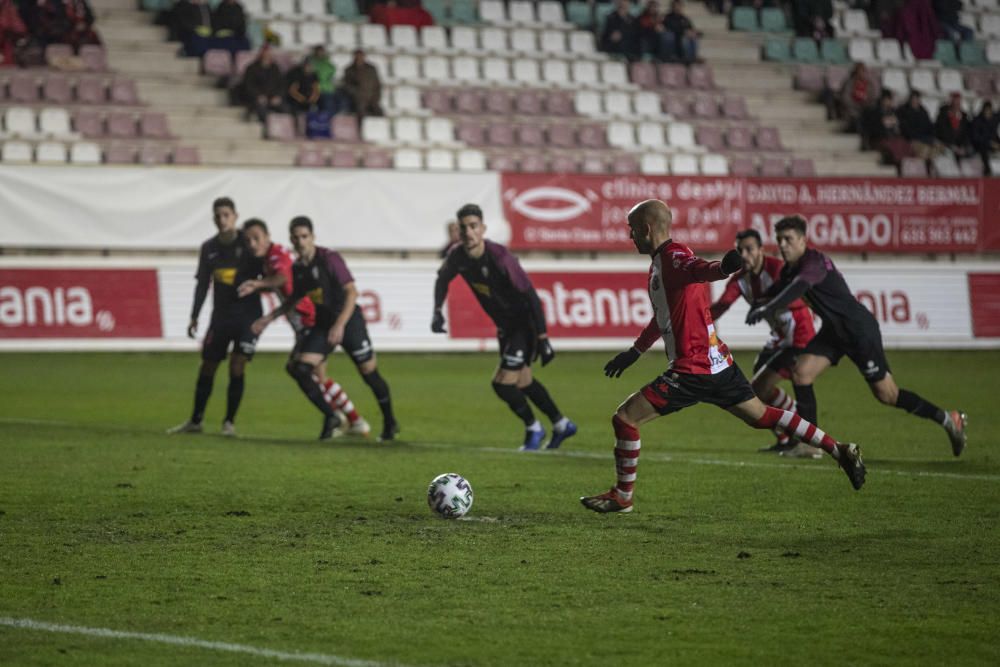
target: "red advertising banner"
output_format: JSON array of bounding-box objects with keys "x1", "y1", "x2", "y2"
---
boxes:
[
  {"x1": 968, "y1": 273, "x2": 1000, "y2": 338},
  {"x1": 446, "y1": 270, "x2": 651, "y2": 339},
  {"x1": 502, "y1": 174, "x2": 1000, "y2": 253},
  {"x1": 501, "y1": 173, "x2": 745, "y2": 252},
  {"x1": 0, "y1": 269, "x2": 162, "y2": 338}
]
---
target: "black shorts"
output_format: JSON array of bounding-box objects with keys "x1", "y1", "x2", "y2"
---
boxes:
[
  {"x1": 641, "y1": 364, "x2": 757, "y2": 416},
  {"x1": 292, "y1": 309, "x2": 374, "y2": 366},
  {"x1": 497, "y1": 325, "x2": 537, "y2": 371},
  {"x1": 751, "y1": 345, "x2": 802, "y2": 380},
  {"x1": 804, "y1": 324, "x2": 890, "y2": 383},
  {"x1": 202, "y1": 317, "x2": 258, "y2": 362}
]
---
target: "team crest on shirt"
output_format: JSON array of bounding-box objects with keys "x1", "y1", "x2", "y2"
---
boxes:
[
  {"x1": 481, "y1": 266, "x2": 489, "y2": 277},
  {"x1": 312, "y1": 266, "x2": 320, "y2": 279}
]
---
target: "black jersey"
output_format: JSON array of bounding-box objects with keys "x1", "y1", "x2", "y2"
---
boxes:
[
  {"x1": 290, "y1": 246, "x2": 357, "y2": 330},
  {"x1": 435, "y1": 240, "x2": 546, "y2": 333},
  {"x1": 192, "y1": 231, "x2": 263, "y2": 322}
]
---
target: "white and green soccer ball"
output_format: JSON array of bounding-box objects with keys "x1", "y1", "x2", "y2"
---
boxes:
[{"x1": 427, "y1": 473, "x2": 474, "y2": 519}]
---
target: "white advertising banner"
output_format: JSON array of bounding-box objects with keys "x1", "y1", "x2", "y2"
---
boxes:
[
  {"x1": 0, "y1": 166, "x2": 507, "y2": 251},
  {"x1": 0, "y1": 257, "x2": 997, "y2": 351}
]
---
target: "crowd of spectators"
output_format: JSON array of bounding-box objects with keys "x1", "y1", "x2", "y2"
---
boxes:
[
  {"x1": 0, "y1": 0, "x2": 100, "y2": 67},
  {"x1": 169, "y1": 0, "x2": 249, "y2": 57},
  {"x1": 236, "y1": 45, "x2": 383, "y2": 134},
  {"x1": 600, "y1": 0, "x2": 702, "y2": 63}
]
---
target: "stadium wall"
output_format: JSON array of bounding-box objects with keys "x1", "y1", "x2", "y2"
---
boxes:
[{"x1": 1, "y1": 257, "x2": 998, "y2": 351}]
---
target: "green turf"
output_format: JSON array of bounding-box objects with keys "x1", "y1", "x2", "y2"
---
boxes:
[{"x1": 1, "y1": 350, "x2": 998, "y2": 666}]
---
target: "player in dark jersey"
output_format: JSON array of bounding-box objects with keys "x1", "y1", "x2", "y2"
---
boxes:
[
  {"x1": 252, "y1": 216, "x2": 398, "y2": 441},
  {"x1": 710, "y1": 229, "x2": 820, "y2": 458},
  {"x1": 580, "y1": 200, "x2": 866, "y2": 513},
  {"x1": 238, "y1": 219, "x2": 370, "y2": 437},
  {"x1": 746, "y1": 215, "x2": 967, "y2": 456},
  {"x1": 432, "y1": 203, "x2": 578, "y2": 451},
  {"x1": 168, "y1": 197, "x2": 263, "y2": 437}
]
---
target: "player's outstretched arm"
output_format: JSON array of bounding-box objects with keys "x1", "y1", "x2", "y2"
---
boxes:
[
  {"x1": 237, "y1": 273, "x2": 285, "y2": 297},
  {"x1": 604, "y1": 347, "x2": 640, "y2": 378},
  {"x1": 431, "y1": 264, "x2": 456, "y2": 333},
  {"x1": 709, "y1": 274, "x2": 742, "y2": 321},
  {"x1": 680, "y1": 249, "x2": 742, "y2": 283}
]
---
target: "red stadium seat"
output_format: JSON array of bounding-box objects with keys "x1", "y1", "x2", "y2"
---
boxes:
[
  {"x1": 580, "y1": 154, "x2": 608, "y2": 174},
  {"x1": 139, "y1": 144, "x2": 171, "y2": 165},
  {"x1": 899, "y1": 157, "x2": 928, "y2": 177},
  {"x1": 266, "y1": 113, "x2": 296, "y2": 140},
  {"x1": 9, "y1": 73, "x2": 40, "y2": 103},
  {"x1": 688, "y1": 65, "x2": 714, "y2": 89},
  {"x1": 729, "y1": 155, "x2": 757, "y2": 176},
  {"x1": 547, "y1": 123, "x2": 575, "y2": 148},
  {"x1": 140, "y1": 112, "x2": 171, "y2": 139},
  {"x1": 79, "y1": 45, "x2": 107, "y2": 72},
  {"x1": 172, "y1": 146, "x2": 201, "y2": 165},
  {"x1": 106, "y1": 112, "x2": 137, "y2": 138},
  {"x1": 487, "y1": 123, "x2": 516, "y2": 147},
  {"x1": 297, "y1": 145, "x2": 328, "y2": 167},
  {"x1": 487, "y1": 151, "x2": 518, "y2": 171},
  {"x1": 545, "y1": 92, "x2": 574, "y2": 116},
  {"x1": 484, "y1": 90, "x2": 512, "y2": 115},
  {"x1": 760, "y1": 156, "x2": 788, "y2": 176},
  {"x1": 725, "y1": 126, "x2": 753, "y2": 151},
  {"x1": 331, "y1": 114, "x2": 359, "y2": 142},
  {"x1": 549, "y1": 154, "x2": 579, "y2": 173},
  {"x1": 73, "y1": 109, "x2": 105, "y2": 138},
  {"x1": 695, "y1": 125, "x2": 725, "y2": 152},
  {"x1": 790, "y1": 158, "x2": 816, "y2": 176},
  {"x1": 457, "y1": 120, "x2": 487, "y2": 146},
  {"x1": 755, "y1": 126, "x2": 783, "y2": 150},
  {"x1": 722, "y1": 95, "x2": 750, "y2": 120},
  {"x1": 75, "y1": 76, "x2": 106, "y2": 104},
  {"x1": 422, "y1": 89, "x2": 453, "y2": 114},
  {"x1": 203, "y1": 50, "x2": 233, "y2": 78},
  {"x1": 517, "y1": 124, "x2": 545, "y2": 147},
  {"x1": 520, "y1": 154, "x2": 548, "y2": 172},
  {"x1": 42, "y1": 73, "x2": 73, "y2": 104},
  {"x1": 361, "y1": 149, "x2": 392, "y2": 168},
  {"x1": 577, "y1": 124, "x2": 607, "y2": 149},
  {"x1": 629, "y1": 62, "x2": 657, "y2": 88},
  {"x1": 104, "y1": 144, "x2": 137, "y2": 164},
  {"x1": 692, "y1": 94, "x2": 720, "y2": 118},
  {"x1": 514, "y1": 90, "x2": 543, "y2": 115},
  {"x1": 44, "y1": 44, "x2": 73, "y2": 65},
  {"x1": 330, "y1": 148, "x2": 358, "y2": 168},
  {"x1": 662, "y1": 94, "x2": 690, "y2": 118},
  {"x1": 657, "y1": 64, "x2": 687, "y2": 88},
  {"x1": 110, "y1": 79, "x2": 139, "y2": 105}
]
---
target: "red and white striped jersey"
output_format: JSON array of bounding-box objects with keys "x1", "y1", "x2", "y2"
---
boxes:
[
  {"x1": 265, "y1": 242, "x2": 316, "y2": 329},
  {"x1": 633, "y1": 240, "x2": 733, "y2": 375},
  {"x1": 710, "y1": 255, "x2": 815, "y2": 350}
]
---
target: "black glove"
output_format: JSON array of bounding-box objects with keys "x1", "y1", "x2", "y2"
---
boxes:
[
  {"x1": 745, "y1": 306, "x2": 768, "y2": 325},
  {"x1": 537, "y1": 337, "x2": 555, "y2": 366},
  {"x1": 431, "y1": 309, "x2": 447, "y2": 333},
  {"x1": 720, "y1": 249, "x2": 742, "y2": 276},
  {"x1": 604, "y1": 347, "x2": 641, "y2": 378}
]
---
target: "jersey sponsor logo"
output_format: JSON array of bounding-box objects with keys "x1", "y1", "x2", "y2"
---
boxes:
[
  {"x1": 307, "y1": 287, "x2": 323, "y2": 304},
  {"x1": 213, "y1": 268, "x2": 237, "y2": 286},
  {"x1": 505, "y1": 186, "x2": 598, "y2": 223},
  {"x1": 471, "y1": 282, "x2": 492, "y2": 297}
]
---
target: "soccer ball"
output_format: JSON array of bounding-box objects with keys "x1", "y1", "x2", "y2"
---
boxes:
[{"x1": 427, "y1": 473, "x2": 474, "y2": 519}]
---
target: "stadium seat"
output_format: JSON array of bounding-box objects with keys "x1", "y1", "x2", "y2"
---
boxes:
[
  {"x1": 731, "y1": 7, "x2": 758, "y2": 32},
  {"x1": 140, "y1": 112, "x2": 171, "y2": 139},
  {"x1": 45, "y1": 43, "x2": 73, "y2": 64},
  {"x1": 546, "y1": 92, "x2": 574, "y2": 116},
  {"x1": 959, "y1": 41, "x2": 987, "y2": 66},
  {"x1": 634, "y1": 91, "x2": 662, "y2": 117},
  {"x1": 266, "y1": 113, "x2": 296, "y2": 140},
  {"x1": 297, "y1": 145, "x2": 327, "y2": 168},
  {"x1": 299, "y1": 22, "x2": 326, "y2": 46},
  {"x1": 1, "y1": 140, "x2": 32, "y2": 163},
  {"x1": 760, "y1": 7, "x2": 788, "y2": 32},
  {"x1": 518, "y1": 154, "x2": 546, "y2": 173},
  {"x1": 671, "y1": 154, "x2": 699, "y2": 175},
  {"x1": 964, "y1": 69, "x2": 995, "y2": 96},
  {"x1": 269, "y1": 21, "x2": 297, "y2": 47},
  {"x1": 932, "y1": 153, "x2": 961, "y2": 177},
  {"x1": 425, "y1": 117, "x2": 454, "y2": 144},
  {"x1": 568, "y1": 31, "x2": 597, "y2": 56},
  {"x1": 457, "y1": 148, "x2": 486, "y2": 171},
  {"x1": 457, "y1": 120, "x2": 486, "y2": 145},
  {"x1": 574, "y1": 90, "x2": 602, "y2": 116},
  {"x1": 242, "y1": 0, "x2": 265, "y2": 14},
  {"x1": 729, "y1": 156, "x2": 756, "y2": 176},
  {"x1": 692, "y1": 94, "x2": 719, "y2": 118},
  {"x1": 565, "y1": 1, "x2": 592, "y2": 30},
  {"x1": 658, "y1": 64, "x2": 687, "y2": 88},
  {"x1": 421, "y1": 0, "x2": 446, "y2": 23},
  {"x1": 517, "y1": 124, "x2": 545, "y2": 147},
  {"x1": 361, "y1": 148, "x2": 392, "y2": 168},
  {"x1": 765, "y1": 39, "x2": 792, "y2": 62},
  {"x1": 821, "y1": 39, "x2": 850, "y2": 64},
  {"x1": 448, "y1": 0, "x2": 478, "y2": 25},
  {"x1": 576, "y1": 124, "x2": 605, "y2": 148},
  {"x1": 268, "y1": 0, "x2": 295, "y2": 16},
  {"x1": 756, "y1": 127, "x2": 782, "y2": 150},
  {"x1": 425, "y1": 148, "x2": 455, "y2": 170},
  {"x1": 330, "y1": 0, "x2": 363, "y2": 21},
  {"x1": 580, "y1": 154, "x2": 607, "y2": 174},
  {"x1": 542, "y1": 60, "x2": 570, "y2": 85},
  {"x1": 638, "y1": 122, "x2": 666, "y2": 148},
  {"x1": 452, "y1": 56, "x2": 479, "y2": 82},
  {"x1": 361, "y1": 116, "x2": 391, "y2": 143},
  {"x1": 393, "y1": 117, "x2": 423, "y2": 144},
  {"x1": 8, "y1": 73, "x2": 39, "y2": 103},
  {"x1": 571, "y1": 61, "x2": 599, "y2": 86},
  {"x1": 509, "y1": 1, "x2": 535, "y2": 25},
  {"x1": 726, "y1": 126, "x2": 753, "y2": 150},
  {"x1": 695, "y1": 125, "x2": 724, "y2": 152},
  {"x1": 790, "y1": 158, "x2": 816, "y2": 177},
  {"x1": 549, "y1": 154, "x2": 579, "y2": 173},
  {"x1": 538, "y1": 1, "x2": 566, "y2": 26},
  {"x1": 539, "y1": 29, "x2": 567, "y2": 55},
  {"x1": 510, "y1": 28, "x2": 537, "y2": 54},
  {"x1": 722, "y1": 96, "x2": 749, "y2": 120},
  {"x1": 640, "y1": 153, "x2": 669, "y2": 175},
  {"x1": 204, "y1": 49, "x2": 233, "y2": 77},
  {"x1": 662, "y1": 94, "x2": 689, "y2": 118},
  {"x1": 882, "y1": 68, "x2": 909, "y2": 97},
  {"x1": 139, "y1": 144, "x2": 170, "y2": 165},
  {"x1": 876, "y1": 38, "x2": 905, "y2": 65},
  {"x1": 689, "y1": 65, "x2": 714, "y2": 89},
  {"x1": 840, "y1": 9, "x2": 873, "y2": 36},
  {"x1": 607, "y1": 121, "x2": 636, "y2": 148},
  {"x1": 793, "y1": 38, "x2": 821, "y2": 63},
  {"x1": 988, "y1": 41, "x2": 1000, "y2": 64},
  {"x1": 629, "y1": 61, "x2": 657, "y2": 88},
  {"x1": 484, "y1": 89, "x2": 512, "y2": 114},
  {"x1": 932, "y1": 40, "x2": 959, "y2": 67},
  {"x1": 513, "y1": 59, "x2": 541, "y2": 85},
  {"x1": 479, "y1": 0, "x2": 506, "y2": 24},
  {"x1": 390, "y1": 25, "x2": 419, "y2": 51},
  {"x1": 487, "y1": 151, "x2": 518, "y2": 171},
  {"x1": 450, "y1": 26, "x2": 476, "y2": 51},
  {"x1": 360, "y1": 24, "x2": 388, "y2": 50},
  {"x1": 981, "y1": 15, "x2": 1000, "y2": 38},
  {"x1": 34, "y1": 141, "x2": 66, "y2": 163},
  {"x1": 794, "y1": 64, "x2": 826, "y2": 92},
  {"x1": 332, "y1": 114, "x2": 359, "y2": 142},
  {"x1": 299, "y1": 0, "x2": 325, "y2": 15},
  {"x1": 667, "y1": 122, "x2": 695, "y2": 149},
  {"x1": 391, "y1": 86, "x2": 422, "y2": 113},
  {"x1": 452, "y1": 89, "x2": 481, "y2": 114},
  {"x1": 3, "y1": 107, "x2": 36, "y2": 138},
  {"x1": 547, "y1": 123, "x2": 575, "y2": 148},
  {"x1": 41, "y1": 74, "x2": 71, "y2": 104},
  {"x1": 611, "y1": 154, "x2": 640, "y2": 174},
  {"x1": 104, "y1": 144, "x2": 136, "y2": 164},
  {"x1": 937, "y1": 69, "x2": 965, "y2": 96},
  {"x1": 480, "y1": 26, "x2": 506, "y2": 52},
  {"x1": 39, "y1": 108, "x2": 73, "y2": 139},
  {"x1": 73, "y1": 109, "x2": 104, "y2": 138},
  {"x1": 910, "y1": 68, "x2": 938, "y2": 94},
  {"x1": 487, "y1": 123, "x2": 515, "y2": 146},
  {"x1": 79, "y1": 45, "x2": 107, "y2": 71},
  {"x1": 605, "y1": 91, "x2": 632, "y2": 117},
  {"x1": 825, "y1": 65, "x2": 850, "y2": 91},
  {"x1": 394, "y1": 148, "x2": 423, "y2": 169},
  {"x1": 848, "y1": 38, "x2": 876, "y2": 64},
  {"x1": 421, "y1": 26, "x2": 448, "y2": 52},
  {"x1": 514, "y1": 90, "x2": 544, "y2": 115},
  {"x1": 760, "y1": 156, "x2": 787, "y2": 176},
  {"x1": 110, "y1": 79, "x2": 139, "y2": 105},
  {"x1": 391, "y1": 55, "x2": 420, "y2": 81},
  {"x1": 422, "y1": 56, "x2": 449, "y2": 81},
  {"x1": 482, "y1": 57, "x2": 509, "y2": 83},
  {"x1": 899, "y1": 156, "x2": 928, "y2": 177},
  {"x1": 601, "y1": 61, "x2": 629, "y2": 87},
  {"x1": 701, "y1": 154, "x2": 729, "y2": 175},
  {"x1": 959, "y1": 156, "x2": 983, "y2": 177},
  {"x1": 70, "y1": 141, "x2": 102, "y2": 165},
  {"x1": 329, "y1": 23, "x2": 358, "y2": 49}
]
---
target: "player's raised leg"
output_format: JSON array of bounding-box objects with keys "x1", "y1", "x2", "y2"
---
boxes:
[
  {"x1": 728, "y1": 396, "x2": 866, "y2": 490},
  {"x1": 871, "y1": 374, "x2": 967, "y2": 456},
  {"x1": 580, "y1": 391, "x2": 659, "y2": 513}
]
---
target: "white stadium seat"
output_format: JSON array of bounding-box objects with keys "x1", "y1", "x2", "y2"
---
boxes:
[
  {"x1": 539, "y1": 29, "x2": 567, "y2": 55},
  {"x1": 542, "y1": 59, "x2": 570, "y2": 85},
  {"x1": 479, "y1": 0, "x2": 506, "y2": 24},
  {"x1": 513, "y1": 58, "x2": 541, "y2": 84},
  {"x1": 421, "y1": 26, "x2": 448, "y2": 52},
  {"x1": 510, "y1": 28, "x2": 538, "y2": 54},
  {"x1": 571, "y1": 60, "x2": 599, "y2": 86},
  {"x1": 604, "y1": 91, "x2": 632, "y2": 117},
  {"x1": 361, "y1": 116, "x2": 391, "y2": 143},
  {"x1": 509, "y1": 1, "x2": 536, "y2": 24},
  {"x1": 607, "y1": 121, "x2": 636, "y2": 148},
  {"x1": 39, "y1": 107, "x2": 73, "y2": 139},
  {"x1": 637, "y1": 121, "x2": 666, "y2": 148},
  {"x1": 450, "y1": 26, "x2": 477, "y2": 52},
  {"x1": 3, "y1": 107, "x2": 36, "y2": 138},
  {"x1": 268, "y1": 20, "x2": 297, "y2": 47},
  {"x1": 394, "y1": 148, "x2": 422, "y2": 169},
  {"x1": 480, "y1": 27, "x2": 507, "y2": 53},
  {"x1": 70, "y1": 141, "x2": 101, "y2": 164},
  {"x1": 667, "y1": 122, "x2": 695, "y2": 149},
  {"x1": 426, "y1": 148, "x2": 455, "y2": 170},
  {"x1": 568, "y1": 31, "x2": 597, "y2": 56},
  {"x1": 848, "y1": 38, "x2": 876, "y2": 64},
  {"x1": 299, "y1": 0, "x2": 326, "y2": 17},
  {"x1": 452, "y1": 56, "x2": 479, "y2": 82},
  {"x1": 700, "y1": 154, "x2": 729, "y2": 175},
  {"x1": 482, "y1": 57, "x2": 510, "y2": 83},
  {"x1": 298, "y1": 22, "x2": 326, "y2": 46},
  {"x1": 640, "y1": 153, "x2": 669, "y2": 175},
  {"x1": 391, "y1": 86, "x2": 422, "y2": 113},
  {"x1": 457, "y1": 149, "x2": 486, "y2": 171},
  {"x1": 35, "y1": 140, "x2": 67, "y2": 164},
  {"x1": 393, "y1": 116, "x2": 423, "y2": 143},
  {"x1": 634, "y1": 91, "x2": 662, "y2": 117},
  {"x1": 422, "y1": 56, "x2": 450, "y2": 81},
  {"x1": 329, "y1": 23, "x2": 357, "y2": 50},
  {"x1": 1, "y1": 140, "x2": 32, "y2": 163},
  {"x1": 359, "y1": 23, "x2": 388, "y2": 50},
  {"x1": 671, "y1": 153, "x2": 699, "y2": 175},
  {"x1": 390, "y1": 55, "x2": 420, "y2": 81},
  {"x1": 600, "y1": 61, "x2": 629, "y2": 86},
  {"x1": 538, "y1": 1, "x2": 566, "y2": 26},
  {"x1": 574, "y1": 90, "x2": 602, "y2": 115},
  {"x1": 425, "y1": 117, "x2": 455, "y2": 144},
  {"x1": 267, "y1": 0, "x2": 295, "y2": 16},
  {"x1": 390, "y1": 25, "x2": 419, "y2": 50}
]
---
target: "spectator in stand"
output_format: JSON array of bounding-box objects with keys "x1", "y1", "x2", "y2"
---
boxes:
[
  {"x1": 971, "y1": 101, "x2": 999, "y2": 176},
  {"x1": 839, "y1": 63, "x2": 877, "y2": 131},
  {"x1": 934, "y1": 93, "x2": 973, "y2": 159},
  {"x1": 211, "y1": 0, "x2": 251, "y2": 53},
  {"x1": 661, "y1": 0, "x2": 699, "y2": 63},
  {"x1": 863, "y1": 90, "x2": 913, "y2": 164},
  {"x1": 897, "y1": 90, "x2": 947, "y2": 159},
  {"x1": 601, "y1": 0, "x2": 640, "y2": 61},
  {"x1": 932, "y1": 0, "x2": 973, "y2": 42},
  {"x1": 22, "y1": 0, "x2": 73, "y2": 45},
  {"x1": 0, "y1": 0, "x2": 28, "y2": 66},
  {"x1": 286, "y1": 55, "x2": 320, "y2": 117},
  {"x1": 636, "y1": 0, "x2": 666, "y2": 61},
  {"x1": 309, "y1": 45, "x2": 342, "y2": 114},
  {"x1": 794, "y1": 0, "x2": 835, "y2": 39},
  {"x1": 340, "y1": 48, "x2": 383, "y2": 118},
  {"x1": 172, "y1": 0, "x2": 213, "y2": 57},
  {"x1": 889, "y1": 0, "x2": 941, "y2": 59},
  {"x1": 65, "y1": 16, "x2": 100, "y2": 53},
  {"x1": 242, "y1": 45, "x2": 286, "y2": 122}
]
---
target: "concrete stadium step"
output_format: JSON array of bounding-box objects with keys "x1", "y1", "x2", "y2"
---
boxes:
[
  {"x1": 90, "y1": 0, "x2": 142, "y2": 10},
  {"x1": 699, "y1": 39, "x2": 762, "y2": 62},
  {"x1": 158, "y1": 104, "x2": 246, "y2": 121},
  {"x1": 812, "y1": 158, "x2": 897, "y2": 176},
  {"x1": 198, "y1": 145, "x2": 300, "y2": 167},
  {"x1": 165, "y1": 115, "x2": 265, "y2": 140},
  {"x1": 108, "y1": 54, "x2": 201, "y2": 76},
  {"x1": 97, "y1": 24, "x2": 167, "y2": 44},
  {"x1": 137, "y1": 82, "x2": 229, "y2": 107},
  {"x1": 780, "y1": 131, "x2": 862, "y2": 152}
]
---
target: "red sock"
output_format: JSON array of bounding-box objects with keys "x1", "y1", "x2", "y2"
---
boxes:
[
  {"x1": 321, "y1": 378, "x2": 361, "y2": 424},
  {"x1": 766, "y1": 388, "x2": 795, "y2": 445},
  {"x1": 753, "y1": 406, "x2": 837, "y2": 455},
  {"x1": 612, "y1": 415, "x2": 640, "y2": 500}
]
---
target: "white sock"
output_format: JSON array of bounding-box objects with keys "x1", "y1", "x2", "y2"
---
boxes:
[
  {"x1": 527, "y1": 420, "x2": 543, "y2": 432},
  {"x1": 553, "y1": 417, "x2": 570, "y2": 432}
]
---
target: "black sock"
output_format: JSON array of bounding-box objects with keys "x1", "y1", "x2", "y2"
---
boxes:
[
  {"x1": 895, "y1": 388, "x2": 946, "y2": 424},
  {"x1": 362, "y1": 370, "x2": 396, "y2": 425},
  {"x1": 521, "y1": 380, "x2": 562, "y2": 423},
  {"x1": 225, "y1": 374, "x2": 245, "y2": 423},
  {"x1": 492, "y1": 382, "x2": 536, "y2": 426},
  {"x1": 287, "y1": 362, "x2": 335, "y2": 417},
  {"x1": 191, "y1": 374, "x2": 213, "y2": 424},
  {"x1": 793, "y1": 384, "x2": 817, "y2": 425}
]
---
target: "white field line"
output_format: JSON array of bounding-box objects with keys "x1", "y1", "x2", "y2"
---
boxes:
[
  {"x1": 0, "y1": 616, "x2": 405, "y2": 667},
  {"x1": 1, "y1": 416, "x2": 997, "y2": 483}
]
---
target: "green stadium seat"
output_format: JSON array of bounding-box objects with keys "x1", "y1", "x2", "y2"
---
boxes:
[
  {"x1": 141, "y1": 0, "x2": 172, "y2": 11},
  {"x1": 595, "y1": 3, "x2": 616, "y2": 34},
  {"x1": 933, "y1": 39, "x2": 959, "y2": 66},
  {"x1": 793, "y1": 37, "x2": 821, "y2": 63},
  {"x1": 760, "y1": 7, "x2": 788, "y2": 33},
  {"x1": 566, "y1": 1, "x2": 592, "y2": 30},
  {"x1": 422, "y1": 0, "x2": 447, "y2": 24},
  {"x1": 959, "y1": 41, "x2": 987, "y2": 66},
  {"x1": 731, "y1": 7, "x2": 758, "y2": 32},
  {"x1": 821, "y1": 39, "x2": 849, "y2": 64},
  {"x1": 449, "y1": 0, "x2": 479, "y2": 25},
  {"x1": 764, "y1": 38, "x2": 791, "y2": 62},
  {"x1": 329, "y1": 0, "x2": 362, "y2": 22}
]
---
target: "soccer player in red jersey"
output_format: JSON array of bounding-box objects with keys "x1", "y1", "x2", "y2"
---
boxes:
[
  {"x1": 238, "y1": 219, "x2": 370, "y2": 437},
  {"x1": 746, "y1": 215, "x2": 967, "y2": 456},
  {"x1": 168, "y1": 197, "x2": 263, "y2": 437},
  {"x1": 432, "y1": 204, "x2": 577, "y2": 451},
  {"x1": 580, "y1": 200, "x2": 866, "y2": 513},
  {"x1": 710, "y1": 229, "x2": 819, "y2": 458}
]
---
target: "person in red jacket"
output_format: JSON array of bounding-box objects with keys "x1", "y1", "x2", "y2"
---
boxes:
[
  {"x1": 710, "y1": 229, "x2": 817, "y2": 457},
  {"x1": 580, "y1": 200, "x2": 866, "y2": 513}
]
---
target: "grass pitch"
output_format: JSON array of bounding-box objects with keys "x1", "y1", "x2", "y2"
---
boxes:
[{"x1": 1, "y1": 350, "x2": 998, "y2": 666}]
